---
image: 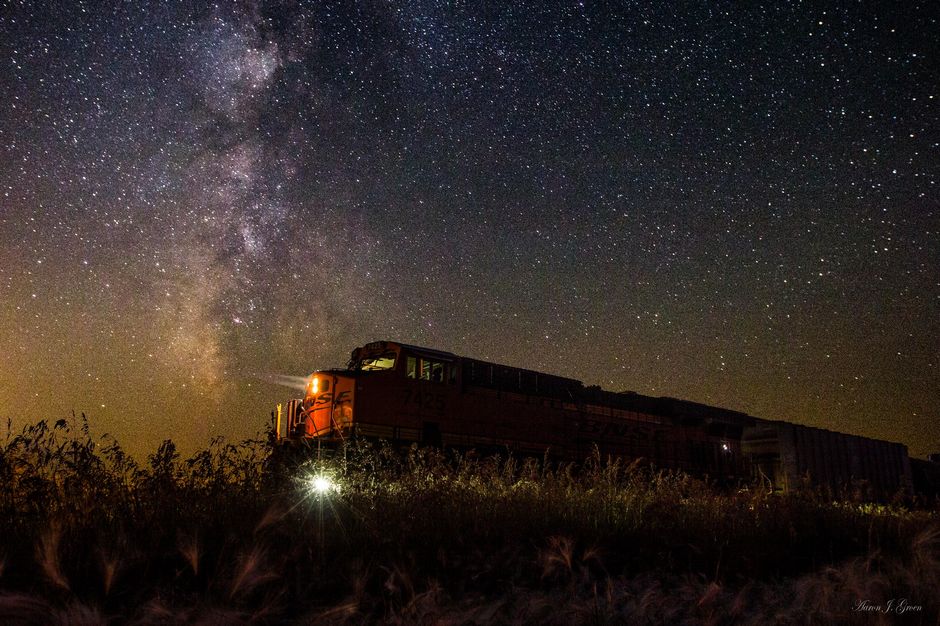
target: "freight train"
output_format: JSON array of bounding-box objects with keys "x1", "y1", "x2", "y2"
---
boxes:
[{"x1": 274, "y1": 340, "x2": 922, "y2": 498}]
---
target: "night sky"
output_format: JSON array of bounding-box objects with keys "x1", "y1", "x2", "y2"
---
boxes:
[{"x1": 1, "y1": 1, "x2": 937, "y2": 459}]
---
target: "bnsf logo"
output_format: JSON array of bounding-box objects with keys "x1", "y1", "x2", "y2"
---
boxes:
[
  {"x1": 312, "y1": 390, "x2": 352, "y2": 406},
  {"x1": 579, "y1": 419, "x2": 653, "y2": 440}
]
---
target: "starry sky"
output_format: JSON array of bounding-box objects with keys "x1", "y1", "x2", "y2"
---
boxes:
[{"x1": 0, "y1": 1, "x2": 937, "y2": 458}]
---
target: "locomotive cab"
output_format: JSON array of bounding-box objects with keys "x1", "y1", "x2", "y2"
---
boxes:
[
  {"x1": 349, "y1": 343, "x2": 401, "y2": 373},
  {"x1": 284, "y1": 342, "x2": 407, "y2": 442}
]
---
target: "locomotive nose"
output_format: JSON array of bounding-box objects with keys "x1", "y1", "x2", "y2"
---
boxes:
[{"x1": 300, "y1": 373, "x2": 339, "y2": 436}]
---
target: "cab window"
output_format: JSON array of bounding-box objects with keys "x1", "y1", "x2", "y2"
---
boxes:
[
  {"x1": 358, "y1": 351, "x2": 397, "y2": 371},
  {"x1": 407, "y1": 356, "x2": 448, "y2": 382}
]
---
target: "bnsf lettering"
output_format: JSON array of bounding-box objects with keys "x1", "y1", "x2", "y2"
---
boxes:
[
  {"x1": 313, "y1": 390, "x2": 351, "y2": 406},
  {"x1": 579, "y1": 419, "x2": 651, "y2": 440},
  {"x1": 401, "y1": 389, "x2": 445, "y2": 413}
]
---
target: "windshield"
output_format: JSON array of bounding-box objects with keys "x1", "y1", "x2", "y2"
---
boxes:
[{"x1": 357, "y1": 351, "x2": 397, "y2": 371}]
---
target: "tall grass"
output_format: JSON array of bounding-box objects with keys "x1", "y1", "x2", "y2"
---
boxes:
[{"x1": 0, "y1": 416, "x2": 937, "y2": 624}]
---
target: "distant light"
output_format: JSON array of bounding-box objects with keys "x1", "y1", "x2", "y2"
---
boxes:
[{"x1": 721, "y1": 443, "x2": 730, "y2": 452}]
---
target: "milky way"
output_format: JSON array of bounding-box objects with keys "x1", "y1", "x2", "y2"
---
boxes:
[{"x1": 0, "y1": 1, "x2": 937, "y2": 457}]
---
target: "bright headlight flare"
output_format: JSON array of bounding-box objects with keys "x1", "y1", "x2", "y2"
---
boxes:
[
  {"x1": 310, "y1": 376, "x2": 319, "y2": 394},
  {"x1": 294, "y1": 467, "x2": 341, "y2": 500},
  {"x1": 310, "y1": 475, "x2": 332, "y2": 493},
  {"x1": 305, "y1": 473, "x2": 339, "y2": 496}
]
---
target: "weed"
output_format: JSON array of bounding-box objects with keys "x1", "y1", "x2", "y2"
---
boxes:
[{"x1": 0, "y1": 417, "x2": 936, "y2": 623}]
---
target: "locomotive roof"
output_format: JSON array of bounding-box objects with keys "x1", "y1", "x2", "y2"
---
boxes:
[
  {"x1": 360, "y1": 340, "x2": 755, "y2": 426},
  {"x1": 359, "y1": 340, "x2": 459, "y2": 362}
]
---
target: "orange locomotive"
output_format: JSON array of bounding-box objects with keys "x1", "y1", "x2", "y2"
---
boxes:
[{"x1": 275, "y1": 340, "x2": 748, "y2": 480}]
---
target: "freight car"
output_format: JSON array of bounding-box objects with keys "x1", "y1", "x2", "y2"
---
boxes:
[
  {"x1": 274, "y1": 340, "x2": 914, "y2": 497},
  {"x1": 741, "y1": 421, "x2": 912, "y2": 497},
  {"x1": 910, "y1": 457, "x2": 940, "y2": 502}
]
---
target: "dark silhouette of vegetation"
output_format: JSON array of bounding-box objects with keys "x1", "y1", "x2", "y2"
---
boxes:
[{"x1": 0, "y1": 416, "x2": 937, "y2": 624}]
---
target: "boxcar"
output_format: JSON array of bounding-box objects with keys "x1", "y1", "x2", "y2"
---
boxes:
[{"x1": 741, "y1": 420, "x2": 912, "y2": 497}]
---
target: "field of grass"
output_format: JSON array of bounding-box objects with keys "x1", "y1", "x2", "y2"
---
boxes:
[{"x1": 1, "y1": 416, "x2": 938, "y2": 624}]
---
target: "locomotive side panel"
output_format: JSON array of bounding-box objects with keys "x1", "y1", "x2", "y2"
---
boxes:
[
  {"x1": 450, "y1": 386, "x2": 574, "y2": 454},
  {"x1": 352, "y1": 368, "x2": 459, "y2": 443},
  {"x1": 342, "y1": 349, "x2": 752, "y2": 477}
]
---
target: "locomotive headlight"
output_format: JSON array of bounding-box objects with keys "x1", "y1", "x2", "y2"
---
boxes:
[{"x1": 310, "y1": 376, "x2": 319, "y2": 394}]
